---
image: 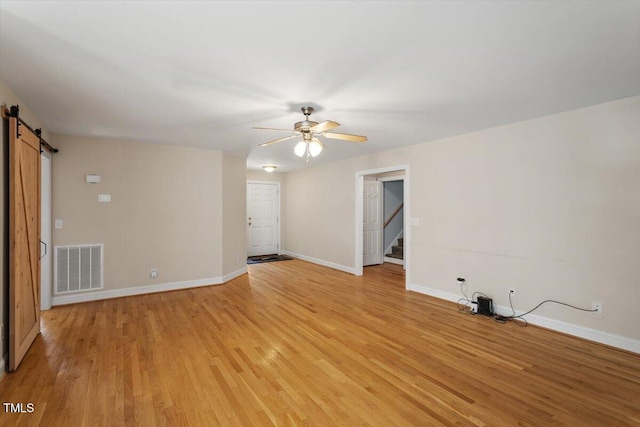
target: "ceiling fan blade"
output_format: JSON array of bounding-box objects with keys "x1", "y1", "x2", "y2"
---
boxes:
[
  {"x1": 253, "y1": 126, "x2": 298, "y2": 133},
  {"x1": 322, "y1": 132, "x2": 368, "y2": 143},
  {"x1": 310, "y1": 120, "x2": 340, "y2": 133},
  {"x1": 258, "y1": 134, "x2": 298, "y2": 147}
]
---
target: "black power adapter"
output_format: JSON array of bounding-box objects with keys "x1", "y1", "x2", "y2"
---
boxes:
[{"x1": 477, "y1": 296, "x2": 493, "y2": 316}]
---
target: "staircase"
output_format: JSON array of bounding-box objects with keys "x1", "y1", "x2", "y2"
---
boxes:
[{"x1": 386, "y1": 237, "x2": 403, "y2": 260}]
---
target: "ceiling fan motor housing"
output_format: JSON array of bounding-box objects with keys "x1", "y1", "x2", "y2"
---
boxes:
[
  {"x1": 294, "y1": 120, "x2": 319, "y2": 132},
  {"x1": 295, "y1": 106, "x2": 318, "y2": 133}
]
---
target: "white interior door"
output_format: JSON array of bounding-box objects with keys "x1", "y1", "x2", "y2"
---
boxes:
[
  {"x1": 363, "y1": 180, "x2": 383, "y2": 266},
  {"x1": 40, "y1": 151, "x2": 52, "y2": 310},
  {"x1": 247, "y1": 182, "x2": 279, "y2": 257}
]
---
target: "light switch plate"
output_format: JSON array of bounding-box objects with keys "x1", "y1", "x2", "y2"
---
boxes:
[{"x1": 98, "y1": 194, "x2": 111, "y2": 203}]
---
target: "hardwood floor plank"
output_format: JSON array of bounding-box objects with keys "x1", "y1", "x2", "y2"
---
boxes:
[{"x1": 1, "y1": 260, "x2": 639, "y2": 426}]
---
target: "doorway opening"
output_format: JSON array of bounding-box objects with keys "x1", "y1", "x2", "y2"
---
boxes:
[
  {"x1": 355, "y1": 165, "x2": 409, "y2": 288},
  {"x1": 381, "y1": 178, "x2": 404, "y2": 267},
  {"x1": 41, "y1": 150, "x2": 52, "y2": 310}
]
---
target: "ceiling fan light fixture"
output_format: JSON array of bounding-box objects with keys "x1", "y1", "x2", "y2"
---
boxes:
[
  {"x1": 256, "y1": 106, "x2": 367, "y2": 161},
  {"x1": 294, "y1": 141, "x2": 307, "y2": 157},
  {"x1": 309, "y1": 138, "x2": 323, "y2": 157},
  {"x1": 262, "y1": 165, "x2": 276, "y2": 173}
]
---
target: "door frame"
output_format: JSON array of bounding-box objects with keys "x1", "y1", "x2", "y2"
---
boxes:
[
  {"x1": 41, "y1": 150, "x2": 52, "y2": 310},
  {"x1": 246, "y1": 181, "x2": 281, "y2": 256},
  {"x1": 355, "y1": 165, "x2": 410, "y2": 286}
]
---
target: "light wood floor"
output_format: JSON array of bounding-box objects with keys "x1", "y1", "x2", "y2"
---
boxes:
[{"x1": 1, "y1": 260, "x2": 639, "y2": 426}]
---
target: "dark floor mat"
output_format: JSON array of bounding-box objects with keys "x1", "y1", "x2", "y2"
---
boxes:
[{"x1": 247, "y1": 254, "x2": 294, "y2": 264}]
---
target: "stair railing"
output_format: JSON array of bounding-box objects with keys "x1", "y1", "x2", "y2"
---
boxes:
[{"x1": 383, "y1": 203, "x2": 404, "y2": 228}]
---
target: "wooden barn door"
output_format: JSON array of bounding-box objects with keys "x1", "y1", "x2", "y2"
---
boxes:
[{"x1": 8, "y1": 116, "x2": 41, "y2": 371}]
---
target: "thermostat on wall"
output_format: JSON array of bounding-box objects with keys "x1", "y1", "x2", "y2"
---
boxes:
[{"x1": 85, "y1": 174, "x2": 101, "y2": 184}]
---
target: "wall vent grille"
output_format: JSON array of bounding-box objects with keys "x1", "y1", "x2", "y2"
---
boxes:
[{"x1": 55, "y1": 244, "x2": 103, "y2": 294}]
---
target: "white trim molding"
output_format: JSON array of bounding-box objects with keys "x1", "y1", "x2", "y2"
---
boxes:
[
  {"x1": 378, "y1": 176, "x2": 405, "y2": 183},
  {"x1": 223, "y1": 267, "x2": 248, "y2": 283},
  {"x1": 408, "y1": 282, "x2": 640, "y2": 354},
  {"x1": 384, "y1": 256, "x2": 404, "y2": 266},
  {"x1": 283, "y1": 251, "x2": 355, "y2": 275},
  {"x1": 52, "y1": 275, "x2": 234, "y2": 306}
]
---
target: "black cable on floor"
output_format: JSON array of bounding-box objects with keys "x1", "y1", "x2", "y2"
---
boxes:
[{"x1": 493, "y1": 297, "x2": 596, "y2": 326}]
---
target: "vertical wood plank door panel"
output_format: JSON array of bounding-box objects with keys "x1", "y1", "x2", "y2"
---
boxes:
[{"x1": 9, "y1": 117, "x2": 41, "y2": 371}]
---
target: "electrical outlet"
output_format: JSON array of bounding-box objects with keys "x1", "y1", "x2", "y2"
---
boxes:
[
  {"x1": 509, "y1": 288, "x2": 515, "y2": 296},
  {"x1": 592, "y1": 302, "x2": 603, "y2": 317},
  {"x1": 150, "y1": 267, "x2": 158, "y2": 279}
]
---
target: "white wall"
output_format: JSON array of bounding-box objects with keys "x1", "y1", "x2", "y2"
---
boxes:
[
  {"x1": 51, "y1": 135, "x2": 227, "y2": 303},
  {"x1": 285, "y1": 161, "x2": 363, "y2": 272},
  {"x1": 284, "y1": 97, "x2": 640, "y2": 349},
  {"x1": 246, "y1": 170, "x2": 285, "y2": 183},
  {"x1": 222, "y1": 153, "x2": 248, "y2": 278}
]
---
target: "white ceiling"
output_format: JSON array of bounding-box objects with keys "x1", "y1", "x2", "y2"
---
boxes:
[{"x1": 1, "y1": 1, "x2": 638, "y2": 172}]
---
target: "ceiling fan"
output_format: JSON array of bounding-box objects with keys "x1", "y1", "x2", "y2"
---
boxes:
[{"x1": 254, "y1": 106, "x2": 367, "y2": 159}]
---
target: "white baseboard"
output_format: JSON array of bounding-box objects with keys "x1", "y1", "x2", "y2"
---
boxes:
[
  {"x1": 407, "y1": 283, "x2": 461, "y2": 303},
  {"x1": 407, "y1": 282, "x2": 640, "y2": 354},
  {"x1": 283, "y1": 251, "x2": 356, "y2": 275},
  {"x1": 384, "y1": 256, "x2": 404, "y2": 266},
  {"x1": 52, "y1": 276, "x2": 223, "y2": 306},
  {"x1": 223, "y1": 267, "x2": 248, "y2": 282}
]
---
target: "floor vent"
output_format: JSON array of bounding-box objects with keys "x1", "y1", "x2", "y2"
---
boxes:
[{"x1": 55, "y1": 244, "x2": 103, "y2": 294}]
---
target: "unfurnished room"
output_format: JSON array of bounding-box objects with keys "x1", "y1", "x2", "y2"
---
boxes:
[{"x1": 0, "y1": 1, "x2": 639, "y2": 426}]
